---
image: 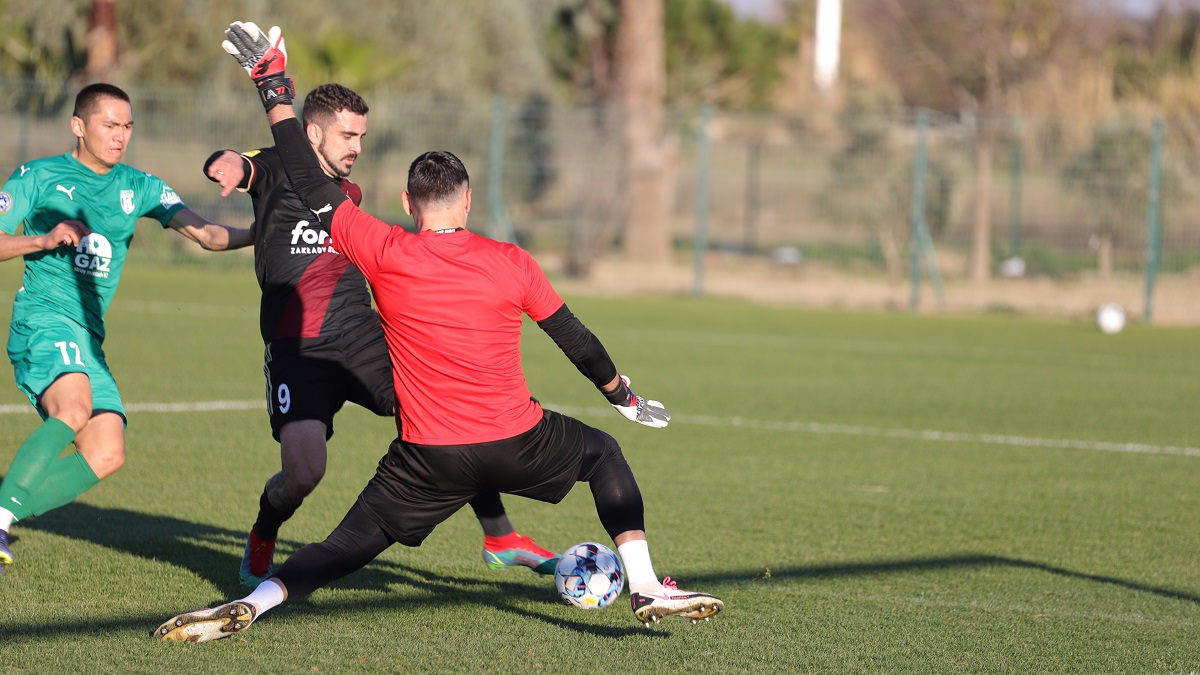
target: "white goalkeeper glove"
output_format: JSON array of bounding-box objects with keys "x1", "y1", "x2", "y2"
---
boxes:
[
  {"x1": 603, "y1": 375, "x2": 670, "y2": 429},
  {"x1": 221, "y1": 21, "x2": 294, "y2": 110}
]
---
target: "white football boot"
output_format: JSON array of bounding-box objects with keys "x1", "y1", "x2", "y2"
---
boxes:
[
  {"x1": 154, "y1": 601, "x2": 257, "y2": 642},
  {"x1": 629, "y1": 577, "x2": 724, "y2": 626}
]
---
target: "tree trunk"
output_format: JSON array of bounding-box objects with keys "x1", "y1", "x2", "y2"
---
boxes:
[
  {"x1": 616, "y1": 0, "x2": 672, "y2": 264},
  {"x1": 970, "y1": 128, "x2": 994, "y2": 283},
  {"x1": 564, "y1": 106, "x2": 624, "y2": 278},
  {"x1": 86, "y1": 0, "x2": 118, "y2": 80}
]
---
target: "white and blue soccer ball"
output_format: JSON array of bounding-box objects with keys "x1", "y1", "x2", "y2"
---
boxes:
[{"x1": 554, "y1": 542, "x2": 624, "y2": 609}]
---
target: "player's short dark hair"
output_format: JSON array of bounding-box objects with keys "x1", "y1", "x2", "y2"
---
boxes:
[
  {"x1": 73, "y1": 83, "x2": 130, "y2": 119},
  {"x1": 302, "y1": 83, "x2": 368, "y2": 128},
  {"x1": 406, "y1": 151, "x2": 470, "y2": 207}
]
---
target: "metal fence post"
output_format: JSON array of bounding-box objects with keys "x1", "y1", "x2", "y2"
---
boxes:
[
  {"x1": 1143, "y1": 115, "x2": 1163, "y2": 324},
  {"x1": 487, "y1": 97, "x2": 515, "y2": 243},
  {"x1": 1008, "y1": 119, "x2": 1023, "y2": 259},
  {"x1": 909, "y1": 111, "x2": 928, "y2": 310},
  {"x1": 743, "y1": 140, "x2": 761, "y2": 254},
  {"x1": 909, "y1": 110, "x2": 945, "y2": 309},
  {"x1": 693, "y1": 104, "x2": 713, "y2": 298}
]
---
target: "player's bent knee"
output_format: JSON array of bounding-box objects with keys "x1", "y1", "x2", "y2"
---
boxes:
[
  {"x1": 74, "y1": 414, "x2": 127, "y2": 479},
  {"x1": 86, "y1": 451, "x2": 125, "y2": 479},
  {"x1": 282, "y1": 458, "x2": 326, "y2": 496},
  {"x1": 288, "y1": 470, "x2": 324, "y2": 497},
  {"x1": 46, "y1": 405, "x2": 93, "y2": 433},
  {"x1": 577, "y1": 427, "x2": 623, "y2": 482}
]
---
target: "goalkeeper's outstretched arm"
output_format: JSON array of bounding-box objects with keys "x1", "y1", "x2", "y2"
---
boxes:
[
  {"x1": 537, "y1": 303, "x2": 619, "y2": 388},
  {"x1": 222, "y1": 21, "x2": 347, "y2": 216},
  {"x1": 537, "y1": 304, "x2": 671, "y2": 428}
]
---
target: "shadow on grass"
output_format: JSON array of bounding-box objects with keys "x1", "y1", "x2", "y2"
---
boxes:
[
  {"x1": 7, "y1": 502, "x2": 1198, "y2": 643},
  {"x1": 7, "y1": 502, "x2": 658, "y2": 642},
  {"x1": 683, "y1": 556, "x2": 1200, "y2": 606}
]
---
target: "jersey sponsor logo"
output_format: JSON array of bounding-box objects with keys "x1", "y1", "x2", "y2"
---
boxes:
[
  {"x1": 74, "y1": 233, "x2": 114, "y2": 278},
  {"x1": 289, "y1": 220, "x2": 341, "y2": 255},
  {"x1": 56, "y1": 185, "x2": 77, "y2": 200},
  {"x1": 0, "y1": 191, "x2": 11, "y2": 214},
  {"x1": 159, "y1": 186, "x2": 182, "y2": 208},
  {"x1": 19, "y1": 165, "x2": 29, "y2": 177},
  {"x1": 120, "y1": 189, "x2": 135, "y2": 215}
]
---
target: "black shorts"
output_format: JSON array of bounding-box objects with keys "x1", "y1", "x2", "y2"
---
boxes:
[
  {"x1": 263, "y1": 319, "x2": 395, "y2": 441},
  {"x1": 358, "y1": 408, "x2": 602, "y2": 546}
]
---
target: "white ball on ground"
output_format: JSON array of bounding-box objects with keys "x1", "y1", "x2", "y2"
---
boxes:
[
  {"x1": 554, "y1": 542, "x2": 624, "y2": 609},
  {"x1": 1096, "y1": 303, "x2": 1126, "y2": 334}
]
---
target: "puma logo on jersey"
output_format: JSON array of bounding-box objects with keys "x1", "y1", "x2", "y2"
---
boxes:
[
  {"x1": 310, "y1": 203, "x2": 333, "y2": 220},
  {"x1": 56, "y1": 185, "x2": 77, "y2": 200}
]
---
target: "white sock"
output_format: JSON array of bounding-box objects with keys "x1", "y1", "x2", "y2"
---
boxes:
[
  {"x1": 0, "y1": 507, "x2": 15, "y2": 532},
  {"x1": 617, "y1": 539, "x2": 660, "y2": 593},
  {"x1": 242, "y1": 578, "x2": 287, "y2": 615}
]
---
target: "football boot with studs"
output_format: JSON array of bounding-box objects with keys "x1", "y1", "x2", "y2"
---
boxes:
[{"x1": 629, "y1": 577, "x2": 723, "y2": 627}]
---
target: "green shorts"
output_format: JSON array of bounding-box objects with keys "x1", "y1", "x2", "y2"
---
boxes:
[{"x1": 6, "y1": 314, "x2": 126, "y2": 422}]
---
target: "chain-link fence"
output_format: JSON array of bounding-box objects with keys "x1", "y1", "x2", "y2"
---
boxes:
[{"x1": 1, "y1": 81, "x2": 1196, "y2": 321}]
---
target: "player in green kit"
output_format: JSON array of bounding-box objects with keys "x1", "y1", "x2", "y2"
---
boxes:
[{"x1": 0, "y1": 83, "x2": 253, "y2": 571}]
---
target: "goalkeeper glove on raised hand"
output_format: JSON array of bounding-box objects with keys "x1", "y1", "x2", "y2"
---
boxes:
[
  {"x1": 603, "y1": 375, "x2": 670, "y2": 428},
  {"x1": 222, "y1": 21, "x2": 294, "y2": 111}
]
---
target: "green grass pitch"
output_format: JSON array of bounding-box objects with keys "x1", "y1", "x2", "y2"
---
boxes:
[{"x1": 0, "y1": 260, "x2": 1197, "y2": 673}]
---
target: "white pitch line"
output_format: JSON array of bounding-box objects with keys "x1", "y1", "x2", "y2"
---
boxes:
[
  {"x1": 683, "y1": 413, "x2": 1200, "y2": 457},
  {"x1": 0, "y1": 399, "x2": 1195, "y2": 458},
  {"x1": 0, "y1": 399, "x2": 265, "y2": 415},
  {"x1": 550, "y1": 404, "x2": 1200, "y2": 458}
]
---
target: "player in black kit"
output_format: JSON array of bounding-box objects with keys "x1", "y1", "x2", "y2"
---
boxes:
[{"x1": 203, "y1": 84, "x2": 558, "y2": 587}]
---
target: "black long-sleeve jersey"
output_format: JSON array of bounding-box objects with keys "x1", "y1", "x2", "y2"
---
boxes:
[{"x1": 231, "y1": 146, "x2": 378, "y2": 346}]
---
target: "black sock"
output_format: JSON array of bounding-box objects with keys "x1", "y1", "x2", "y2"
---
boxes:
[
  {"x1": 252, "y1": 490, "x2": 299, "y2": 541},
  {"x1": 468, "y1": 491, "x2": 514, "y2": 537}
]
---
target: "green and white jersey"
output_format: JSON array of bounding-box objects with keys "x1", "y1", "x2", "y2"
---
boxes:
[{"x1": 0, "y1": 152, "x2": 187, "y2": 342}]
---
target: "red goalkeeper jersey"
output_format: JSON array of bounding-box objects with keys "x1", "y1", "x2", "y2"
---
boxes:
[{"x1": 329, "y1": 202, "x2": 564, "y2": 445}]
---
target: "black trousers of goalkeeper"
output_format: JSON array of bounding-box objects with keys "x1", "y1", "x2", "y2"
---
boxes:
[{"x1": 273, "y1": 409, "x2": 644, "y2": 598}]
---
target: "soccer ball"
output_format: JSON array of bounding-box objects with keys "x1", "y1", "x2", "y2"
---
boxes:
[
  {"x1": 554, "y1": 542, "x2": 624, "y2": 609},
  {"x1": 1096, "y1": 303, "x2": 1126, "y2": 335}
]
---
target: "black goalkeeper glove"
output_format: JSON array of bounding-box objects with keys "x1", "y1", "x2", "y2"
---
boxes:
[
  {"x1": 222, "y1": 21, "x2": 295, "y2": 111},
  {"x1": 603, "y1": 375, "x2": 671, "y2": 429}
]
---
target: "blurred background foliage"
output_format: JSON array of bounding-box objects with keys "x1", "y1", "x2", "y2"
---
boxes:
[
  {"x1": 2, "y1": 0, "x2": 1199, "y2": 300},
  {"x1": 2, "y1": 1, "x2": 1198, "y2": 127}
]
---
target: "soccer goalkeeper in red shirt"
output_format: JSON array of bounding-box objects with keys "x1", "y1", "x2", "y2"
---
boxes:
[{"x1": 155, "y1": 21, "x2": 723, "y2": 641}]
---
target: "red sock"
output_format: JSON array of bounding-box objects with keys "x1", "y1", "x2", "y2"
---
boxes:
[
  {"x1": 484, "y1": 531, "x2": 522, "y2": 549},
  {"x1": 249, "y1": 529, "x2": 275, "y2": 549}
]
